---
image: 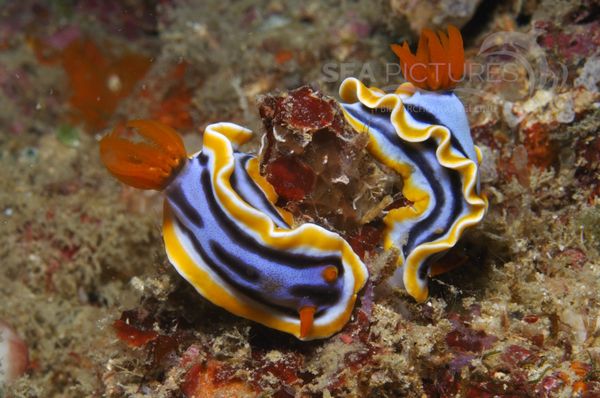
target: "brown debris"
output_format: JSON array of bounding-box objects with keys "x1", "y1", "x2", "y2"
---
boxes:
[{"x1": 258, "y1": 85, "x2": 402, "y2": 232}]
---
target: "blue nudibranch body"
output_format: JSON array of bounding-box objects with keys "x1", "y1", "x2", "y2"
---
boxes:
[
  {"x1": 339, "y1": 78, "x2": 487, "y2": 302},
  {"x1": 100, "y1": 121, "x2": 367, "y2": 340},
  {"x1": 164, "y1": 123, "x2": 368, "y2": 340}
]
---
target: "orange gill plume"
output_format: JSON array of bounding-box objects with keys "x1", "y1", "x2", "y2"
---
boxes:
[
  {"x1": 390, "y1": 25, "x2": 465, "y2": 91},
  {"x1": 99, "y1": 120, "x2": 187, "y2": 190}
]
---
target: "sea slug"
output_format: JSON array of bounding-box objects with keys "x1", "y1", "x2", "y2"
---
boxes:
[
  {"x1": 339, "y1": 26, "x2": 488, "y2": 302},
  {"x1": 99, "y1": 120, "x2": 367, "y2": 340}
]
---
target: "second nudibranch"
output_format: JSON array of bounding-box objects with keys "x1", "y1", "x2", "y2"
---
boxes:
[
  {"x1": 99, "y1": 120, "x2": 367, "y2": 340},
  {"x1": 339, "y1": 26, "x2": 487, "y2": 302}
]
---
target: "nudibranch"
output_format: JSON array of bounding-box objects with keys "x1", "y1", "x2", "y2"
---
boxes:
[
  {"x1": 339, "y1": 26, "x2": 488, "y2": 302},
  {"x1": 99, "y1": 120, "x2": 367, "y2": 340}
]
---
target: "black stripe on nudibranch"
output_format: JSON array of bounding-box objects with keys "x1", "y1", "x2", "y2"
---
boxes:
[
  {"x1": 210, "y1": 240, "x2": 261, "y2": 282},
  {"x1": 230, "y1": 152, "x2": 290, "y2": 229},
  {"x1": 402, "y1": 141, "x2": 464, "y2": 254},
  {"x1": 168, "y1": 185, "x2": 204, "y2": 228},
  {"x1": 198, "y1": 159, "x2": 342, "y2": 270},
  {"x1": 403, "y1": 104, "x2": 469, "y2": 160},
  {"x1": 288, "y1": 284, "x2": 341, "y2": 307}
]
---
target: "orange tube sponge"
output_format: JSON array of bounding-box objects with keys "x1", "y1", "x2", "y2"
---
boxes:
[{"x1": 99, "y1": 120, "x2": 187, "y2": 190}]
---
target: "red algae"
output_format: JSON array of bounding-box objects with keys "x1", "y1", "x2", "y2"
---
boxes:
[
  {"x1": 501, "y1": 344, "x2": 536, "y2": 367},
  {"x1": 112, "y1": 309, "x2": 161, "y2": 348},
  {"x1": 113, "y1": 319, "x2": 158, "y2": 348},
  {"x1": 265, "y1": 157, "x2": 316, "y2": 201},
  {"x1": 279, "y1": 86, "x2": 336, "y2": 130},
  {"x1": 523, "y1": 314, "x2": 539, "y2": 324},
  {"x1": 150, "y1": 335, "x2": 180, "y2": 366},
  {"x1": 347, "y1": 223, "x2": 384, "y2": 260},
  {"x1": 181, "y1": 363, "x2": 204, "y2": 397}
]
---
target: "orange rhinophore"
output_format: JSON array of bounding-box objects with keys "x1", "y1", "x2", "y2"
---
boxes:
[
  {"x1": 390, "y1": 25, "x2": 464, "y2": 91},
  {"x1": 299, "y1": 306, "x2": 316, "y2": 339},
  {"x1": 99, "y1": 120, "x2": 187, "y2": 190}
]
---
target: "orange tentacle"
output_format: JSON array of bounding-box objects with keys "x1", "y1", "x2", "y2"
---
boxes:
[
  {"x1": 127, "y1": 120, "x2": 186, "y2": 165},
  {"x1": 390, "y1": 25, "x2": 465, "y2": 91},
  {"x1": 438, "y1": 31, "x2": 449, "y2": 49},
  {"x1": 423, "y1": 30, "x2": 444, "y2": 90},
  {"x1": 392, "y1": 42, "x2": 428, "y2": 88},
  {"x1": 416, "y1": 29, "x2": 431, "y2": 65},
  {"x1": 99, "y1": 120, "x2": 187, "y2": 190},
  {"x1": 447, "y1": 25, "x2": 465, "y2": 83}
]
